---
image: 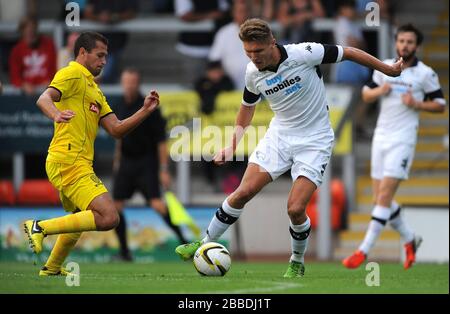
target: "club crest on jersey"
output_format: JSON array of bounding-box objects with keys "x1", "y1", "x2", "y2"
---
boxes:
[{"x1": 89, "y1": 101, "x2": 102, "y2": 114}]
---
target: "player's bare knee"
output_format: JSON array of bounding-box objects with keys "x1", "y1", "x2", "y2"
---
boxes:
[
  {"x1": 376, "y1": 191, "x2": 393, "y2": 207},
  {"x1": 231, "y1": 186, "x2": 256, "y2": 205},
  {"x1": 287, "y1": 202, "x2": 307, "y2": 222},
  {"x1": 107, "y1": 212, "x2": 120, "y2": 229},
  {"x1": 95, "y1": 211, "x2": 119, "y2": 231}
]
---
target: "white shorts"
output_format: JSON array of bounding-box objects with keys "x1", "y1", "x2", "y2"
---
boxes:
[
  {"x1": 371, "y1": 139, "x2": 415, "y2": 180},
  {"x1": 248, "y1": 128, "x2": 334, "y2": 187}
]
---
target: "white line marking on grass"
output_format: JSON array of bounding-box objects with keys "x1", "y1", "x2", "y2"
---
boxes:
[{"x1": 211, "y1": 280, "x2": 304, "y2": 294}]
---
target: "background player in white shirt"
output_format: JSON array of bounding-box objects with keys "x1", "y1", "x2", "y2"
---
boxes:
[
  {"x1": 176, "y1": 18, "x2": 403, "y2": 278},
  {"x1": 343, "y1": 24, "x2": 446, "y2": 270}
]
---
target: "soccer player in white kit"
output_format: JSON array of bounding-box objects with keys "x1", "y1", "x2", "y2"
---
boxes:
[
  {"x1": 176, "y1": 18, "x2": 403, "y2": 278},
  {"x1": 343, "y1": 24, "x2": 446, "y2": 270}
]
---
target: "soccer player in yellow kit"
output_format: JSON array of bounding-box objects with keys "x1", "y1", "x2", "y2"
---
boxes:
[{"x1": 24, "y1": 31, "x2": 160, "y2": 275}]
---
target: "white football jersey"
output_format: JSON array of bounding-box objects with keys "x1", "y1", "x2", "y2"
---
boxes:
[
  {"x1": 243, "y1": 43, "x2": 344, "y2": 135},
  {"x1": 369, "y1": 58, "x2": 446, "y2": 145}
]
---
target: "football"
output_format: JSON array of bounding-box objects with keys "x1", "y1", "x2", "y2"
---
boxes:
[{"x1": 193, "y1": 242, "x2": 231, "y2": 276}]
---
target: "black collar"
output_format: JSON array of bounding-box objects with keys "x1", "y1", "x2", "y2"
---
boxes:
[
  {"x1": 259, "y1": 43, "x2": 288, "y2": 72},
  {"x1": 398, "y1": 56, "x2": 419, "y2": 68},
  {"x1": 410, "y1": 57, "x2": 419, "y2": 67}
]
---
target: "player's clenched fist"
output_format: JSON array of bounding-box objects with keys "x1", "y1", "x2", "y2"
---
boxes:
[{"x1": 143, "y1": 90, "x2": 160, "y2": 112}]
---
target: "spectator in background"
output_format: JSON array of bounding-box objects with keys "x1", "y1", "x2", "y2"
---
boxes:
[
  {"x1": 57, "y1": 32, "x2": 79, "y2": 69},
  {"x1": 0, "y1": 0, "x2": 37, "y2": 77},
  {"x1": 194, "y1": 61, "x2": 234, "y2": 192},
  {"x1": 195, "y1": 61, "x2": 234, "y2": 115},
  {"x1": 209, "y1": 0, "x2": 250, "y2": 90},
  {"x1": 277, "y1": 0, "x2": 325, "y2": 44},
  {"x1": 175, "y1": 0, "x2": 230, "y2": 87},
  {"x1": 333, "y1": 0, "x2": 371, "y2": 138},
  {"x1": 84, "y1": 0, "x2": 138, "y2": 83},
  {"x1": 248, "y1": 0, "x2": 275, "y2": 21},
  {"x1": 112, "y1": 68, "x2": 188, "y2": 261},
  {"x1": 9, "y1": 16, "x2": 56, "y2": 96}
]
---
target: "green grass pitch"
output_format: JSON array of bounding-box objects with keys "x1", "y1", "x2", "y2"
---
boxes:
[{"x1": 0, "y1": 261, "x2": 448, "y2": 294}]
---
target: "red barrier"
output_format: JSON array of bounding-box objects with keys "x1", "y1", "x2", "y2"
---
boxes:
[
  {"x1": 0, "y1": 180, "x2": 15, "y2": 205},
  {"x1": 17, "y1": 179, "x2": 60, "y2": 205}
]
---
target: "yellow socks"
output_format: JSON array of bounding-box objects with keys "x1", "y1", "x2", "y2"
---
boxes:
[
  {"x1": 39, "y1": 210, "x2": 97, "y2": 235},
  {"x1": 44, "y1": 232, "x2": 82, "y2": 272}
]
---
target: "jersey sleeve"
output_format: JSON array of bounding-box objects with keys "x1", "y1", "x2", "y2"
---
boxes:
[
  {"x1": 48, "y1": 67, "x2": 81, "y2": 101},
  {"x1": 99, "y1": 92, "x2": 113, "y2": 118},
  {"x1": 298, "y1": 43, "x2": 344, "y2": 66},
  {"x1": 242, "y1": 64, "x2": 261, "y2": 106},
  {"x1": 423, "y1": 69, "x2": 446, "y2": 105}
]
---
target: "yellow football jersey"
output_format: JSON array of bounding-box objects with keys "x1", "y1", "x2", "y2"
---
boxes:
[{"x1": 47, "y1": 61, "x2": 113, "y2": 164}]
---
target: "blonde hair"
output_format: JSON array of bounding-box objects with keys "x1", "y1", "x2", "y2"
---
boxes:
[{"x1": 239, "y1": 18, "x2": 273, "y2": 43}]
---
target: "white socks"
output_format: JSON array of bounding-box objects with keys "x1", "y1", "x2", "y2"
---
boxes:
[
  {"x1": 389, "y1": 201, "x2": 414, "y2": 243},
  {"x1": 289, "y1": 217, "x2": 311, "y2": 264},
  {"x1": 202, "y1": 199, "x2": 242, "y2": 243},
  {"x1": 358, "y1": 205, "x2": 391, "y2": 254}
]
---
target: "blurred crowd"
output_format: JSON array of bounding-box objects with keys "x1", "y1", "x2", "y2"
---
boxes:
[{"x1": 0, "y1": 0, "x2": 396, "y2": 92}]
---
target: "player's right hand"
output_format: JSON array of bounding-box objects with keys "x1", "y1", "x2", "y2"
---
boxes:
[
  {"x1": 143, "y1": 90, "x2": 160, "y2": 113},
  {"x1": 54, "y1": 110, "x2": 75, "y2": 123},
  {"x1": 389, "y1": 57, "x2": 403, "y2": 77},
  {"x1": 213, "y1": 146, "x2": 234, "y2": 166}
]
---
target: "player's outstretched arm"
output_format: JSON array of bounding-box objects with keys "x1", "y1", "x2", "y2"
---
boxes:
[
  {"x1": 36, "y1": 88, "x2": 75, "y2": 123},
  {"x1": 101, "y1": 90, "x2": 160, "y2": 139},
  {"x1": 213, "y1": 104, "x2": 256, "y2": 165},
  {"x1": 343, "y1": 47, "x2": 403, "y2": 77}
]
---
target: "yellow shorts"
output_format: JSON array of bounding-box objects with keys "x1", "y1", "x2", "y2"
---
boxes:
[{"x1": 46, "y1": 160, "x2": 108, "y2": 212}]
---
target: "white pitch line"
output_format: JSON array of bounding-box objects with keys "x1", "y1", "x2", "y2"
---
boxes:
[{"x1": 210, "y1": 280, "x2": 304, "y2": 294}]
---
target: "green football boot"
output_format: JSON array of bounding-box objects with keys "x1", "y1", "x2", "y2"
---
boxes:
[
  {"x1": 175, "y1": 240, "x2": 202, "y2": 261},
  {"x1": 283, "y1": 261, "x2": 305, "y2": 278}
]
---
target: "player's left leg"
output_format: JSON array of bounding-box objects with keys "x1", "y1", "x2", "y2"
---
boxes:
[
  {"x1": 389, "y1": 201, "x2": 422, "y2": 269},
  {"x1": 344, "y1": 177, "x2": 400, "y2": 269},
  {"x1": 283, "y1": 176, "x2": 316, "y2": 278},
  {"x1": 40, "y1": 231, "x2": 82, "y2": 276},
  {"x1": 286, "y1": 129, "x2": 334, "y2": 277}
]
